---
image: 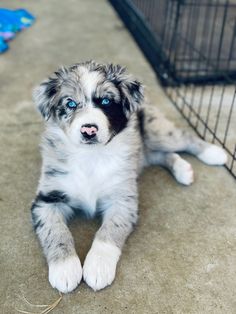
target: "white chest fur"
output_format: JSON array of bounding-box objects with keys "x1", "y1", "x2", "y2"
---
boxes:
[
  {"x1": 40, "y1": 132, "x2": 140, "y2": 217},
  {"x1": 66, "y1": 147, "x2": 128, "y2": 214}
]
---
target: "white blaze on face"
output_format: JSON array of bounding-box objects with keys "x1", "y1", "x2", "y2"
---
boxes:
[
  {"x1": 79, "y1": 67, "x2": 103, "y2": 100},
  {"x1": 67, "y1": 107, "x2": 110, "y2": 145},
  {"x1": 65, "y1": 67, "x2": 111, "y2": 145}
]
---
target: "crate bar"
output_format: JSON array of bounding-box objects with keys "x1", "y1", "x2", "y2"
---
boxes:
[{"x1": 110, "y1": 0, "x2": 236, "y2": 179}]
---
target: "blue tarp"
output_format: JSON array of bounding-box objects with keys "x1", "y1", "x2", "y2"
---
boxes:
[{"x1": 0, "y1": 8, "x2": 35, "y2": 53}]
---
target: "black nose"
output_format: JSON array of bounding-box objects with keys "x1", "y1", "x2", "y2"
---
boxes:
[{"x1": 80, "y1": 124, "x2": 98, "y2": 140}]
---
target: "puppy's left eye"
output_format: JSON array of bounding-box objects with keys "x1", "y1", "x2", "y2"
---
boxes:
[
  {"x1": 101, "y1": 98, "x2": 110, "y2": 106},
  {"x1": 67, "y1": 100, "x2": 77, "y2": 109}
]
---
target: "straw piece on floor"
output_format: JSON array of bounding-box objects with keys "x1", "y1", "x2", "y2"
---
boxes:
[{"x1": 15, "y1": 293, "x2": 62, "y2": 314}]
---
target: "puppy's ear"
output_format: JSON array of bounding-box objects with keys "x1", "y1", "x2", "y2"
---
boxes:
[
  {"x1": 105, "y1": 64, "x2": 144, "y2": 115},
  {"x1": 33, "y1": 67, "x2": 69, "y2": 120},
  {"x1": 121, "y1": 79, "x2": 144, "y2": 115},
  {"x1": 33, "y1": 77, "x2": 59, "y2": 120}
]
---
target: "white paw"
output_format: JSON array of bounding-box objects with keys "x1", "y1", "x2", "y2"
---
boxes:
[
  {"x1": 197, "y1": 144, "x2": 227, "y2": 165},
  {"x1": 83, "y1": 239, "x2": 121, "y2": 291},
  {"x1": 49, "y1": 255, "x2": 82, "y2": 293},
  {"x1": 173, "y1": 157, "x2": 194, "y2": 185}
]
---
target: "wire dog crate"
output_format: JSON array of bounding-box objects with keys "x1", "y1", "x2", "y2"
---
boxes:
[{"x1": 109, "y1": 0, "x2": 236, "y2": 178}]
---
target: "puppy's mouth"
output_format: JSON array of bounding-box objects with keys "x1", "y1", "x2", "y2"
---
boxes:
[
  {"x1": 81, "y1": 138, "x2": 99, "y2": 145},
  {"x1": 80, "y1": 135, "x2": 113, "y2": 146}
]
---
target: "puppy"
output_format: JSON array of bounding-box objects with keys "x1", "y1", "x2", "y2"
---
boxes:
[{"x1": 31, "y1": 61, "x2": 227, "y2": 293}]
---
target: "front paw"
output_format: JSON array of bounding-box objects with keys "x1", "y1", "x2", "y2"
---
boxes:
[
  {"x1": 49, "y1": 255, "x2": 82, "y2": 293},
  {"x1": 83, "y1": 239, "x2": 121, "y2": 291}
]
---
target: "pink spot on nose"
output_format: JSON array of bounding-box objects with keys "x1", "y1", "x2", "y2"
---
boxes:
[{"x1": 81, "y1": 126, "x2": 98, "y2": 136}]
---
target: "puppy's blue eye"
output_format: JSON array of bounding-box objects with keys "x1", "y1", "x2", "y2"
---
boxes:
[
  {"x1": 101, "y1": 98, "x2": 110, "y2": 106},
  {"x1": 67, "y1": 100, "x2": 77, "y2": 109}
]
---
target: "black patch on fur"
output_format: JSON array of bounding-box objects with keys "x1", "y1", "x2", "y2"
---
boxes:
[
  {"x1": 56, "y1": 96, "x2": 69, "y2": 119},
  {"x1": 123, "y1": 97, "x2": 130, "y2": 112},
  {"x1": 38, "y1": 79, "x2": 59, "y2": 119},
  {"x1": 45, "y1": 137, "x2": 56, "y2": 148},
  {"x1": 93, "y1": 95, "x2": 128, "y2": 135},
  {"x1": 45, "y1": 167, "x2": 68, "y2": 177},
  {"x1": 129, "y1": 212, "x2": 138, "y2": 229},
  {"x1": 105, "y1": 64, "x2": 126, "y2": 84},
  {"x1": 128, "y1": 80, "x2": 143, "y2": 104},
  {"x1": 33, "y1": 218, "x2": 44, "y2": 231},
  {"x1": 125, "y1": 195, "x2": 136, "y2": 201},
  {"x1": 58, "y1": 107, "x2": 66, "y2": 118},
  {"x1": 168, "y1": 131, "x2": 173, "y2": 136},
  {"x1": 31, "y1": 191, "x2": 70, "y2": 232},
  {"x1": 45, "y1": 83, "x2": 57, "y2": 99},
  {"x1": 36, "y1": 190, "x2": 69, "y2": 204},
  {"x1": 137, "y1": 109, "x2": 145, "y2": 137},
  {"x1": 38, "y1": 104, "x2": 48, "y2": 119},
  {"x1": 31, "y1": 202, "x2": 44, "y2": 231}
]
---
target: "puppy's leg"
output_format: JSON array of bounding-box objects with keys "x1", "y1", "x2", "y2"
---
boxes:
[
  {"x1": 31, "y1": 192, "x2": 82, "y2": 293},
  {"x1": 147, "y1": 151, "x2": 194, "y2": 185},
  {"x1": 83, "y1": 193, "x2": 138, "y2": 291},
  {"x1": 143, "y1": 106, "x2": 227, "y2": 165}
]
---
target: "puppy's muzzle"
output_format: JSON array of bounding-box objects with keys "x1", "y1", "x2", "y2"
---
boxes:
[{"x1": 80, "y1": 124, "x2": 98, "y2": 141}]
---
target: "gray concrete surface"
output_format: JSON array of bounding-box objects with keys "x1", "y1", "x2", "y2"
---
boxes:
[{"x1": 0, "y1": 1, "x2": 235, "y2": 313}]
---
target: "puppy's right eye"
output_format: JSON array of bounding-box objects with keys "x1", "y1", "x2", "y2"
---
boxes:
[
  {"x1": 101, "y1": 98, "x2": 110, "y2": 106},
  {"x1": 66, "y1": 100, "x2": 77, "y2": 109}
]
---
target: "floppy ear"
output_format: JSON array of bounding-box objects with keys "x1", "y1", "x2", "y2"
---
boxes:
[
  {"x1": 121, "y1": 79, "x2": 144, "y2": 115},
  {"x1": 33, "y1": 67, "x2": 69, "y2": 120},
  {"x1": 33, "y1": 77, "x2": 59, "y2": 120},
  {"x1": 105, "y1": 64, "x2": 144, "y2": 115}
]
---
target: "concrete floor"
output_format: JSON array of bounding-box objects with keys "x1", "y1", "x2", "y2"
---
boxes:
[{"x1": 0, "y1": 1, "x2": 236, "y2": 313}]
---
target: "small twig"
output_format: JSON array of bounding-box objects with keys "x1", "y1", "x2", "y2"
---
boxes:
[
  {"x1": 15, "y1": 293, "x2": 62, "y2": 314},
  {"x1": 17, "y1": 293, "x2": 48, "y2": 308}
]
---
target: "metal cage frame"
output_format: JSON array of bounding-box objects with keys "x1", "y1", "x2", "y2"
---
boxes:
[{"x1": 110, "y1": 0, "x2": 236, "y2": 179}]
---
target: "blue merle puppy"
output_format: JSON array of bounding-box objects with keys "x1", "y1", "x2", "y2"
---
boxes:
[{"x1": 31, "y1": 61, "x2": 227, "y2": 293}]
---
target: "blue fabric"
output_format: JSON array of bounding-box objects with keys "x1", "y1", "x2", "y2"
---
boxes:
[{"x1": 0, "y1": 8, "x2": 35, "y2": 53}]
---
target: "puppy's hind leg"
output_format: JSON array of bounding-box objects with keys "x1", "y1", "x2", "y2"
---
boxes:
[
  {"x1": 143, "y1": 106, "x2": 227, "y2": 166},
  {"x1": 165, "y1": 128, "x2": 228, "y2": 166},
  {"x1": 147, "y1": 151, "x2": 194, "y2": 185}
]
